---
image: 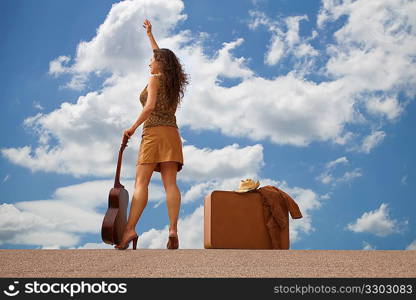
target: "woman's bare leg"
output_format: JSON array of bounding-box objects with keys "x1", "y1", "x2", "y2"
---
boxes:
[
  {"x1": 160, "y1": 161, "x2": 181, "y2": 236},
  {"x1": 116, "y1": 162, "x2": 157, "y2": 247}
]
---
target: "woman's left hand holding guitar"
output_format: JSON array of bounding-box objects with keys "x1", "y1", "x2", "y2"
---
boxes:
[{"x1": 124, "y1": 127, "x2": 135, "y2": 139}]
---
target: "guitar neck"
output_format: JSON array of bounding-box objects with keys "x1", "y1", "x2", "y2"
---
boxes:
[{"x1": 114, "y1": 135, "x2": 128, "y2": 188}]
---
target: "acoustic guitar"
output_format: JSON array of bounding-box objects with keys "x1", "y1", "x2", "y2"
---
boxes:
[{"x1": 101, "y1": 134, "x2": 130, "y2": 245}]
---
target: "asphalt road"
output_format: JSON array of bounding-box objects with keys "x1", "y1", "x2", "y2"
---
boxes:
[{"x1": 1, "y1": 249, "x2": 415, "y2": 278}]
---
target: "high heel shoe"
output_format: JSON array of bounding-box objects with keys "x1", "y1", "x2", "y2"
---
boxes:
[
  {"x1": 115, "y1": 234, "x2": 138, "y2": 250},
  {"x1": 166, "y1": 234, "x2": 179, "y2": 250}
]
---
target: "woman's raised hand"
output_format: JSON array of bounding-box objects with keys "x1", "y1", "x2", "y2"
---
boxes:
[
  {"x1": 142, "y1": 19, "x2": 152, "y2": 36},
  {"x1": 142, "y1": 18, "x2": 159, "y2": 50}
]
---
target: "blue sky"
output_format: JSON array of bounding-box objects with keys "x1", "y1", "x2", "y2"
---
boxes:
[{"x1": 1, "y1": 0, "x2": 415, "y2": 250}]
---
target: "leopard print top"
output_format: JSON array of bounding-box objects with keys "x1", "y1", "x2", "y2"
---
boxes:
[{"x1": 139, "y1": 74, "x2": 178, "y2": 129}]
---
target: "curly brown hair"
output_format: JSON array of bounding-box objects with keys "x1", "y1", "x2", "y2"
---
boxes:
[{"x1": 153, "y1": 48, "x2": 190, "y2": 109}]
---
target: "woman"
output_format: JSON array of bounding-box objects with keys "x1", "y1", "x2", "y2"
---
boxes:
[{"x1": 115, "y1": 19, "x2": 189, "y2": 250}]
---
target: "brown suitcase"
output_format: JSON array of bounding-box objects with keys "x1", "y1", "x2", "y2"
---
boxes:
[{"x1": 204, "y1": 190, "x2": 290, "y2": 249}]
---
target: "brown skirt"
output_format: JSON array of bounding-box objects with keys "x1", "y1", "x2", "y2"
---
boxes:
[{"x1": 136, "y1": 125, "x2": 184, "y2": 172}]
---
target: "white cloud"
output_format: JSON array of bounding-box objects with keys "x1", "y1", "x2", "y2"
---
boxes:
[
  {"x1": 320, "y1": 192, "x2": 331, "y2": 200},
  {"x1": 285, "y1": 15, "x2": 309, "y2": 47},
  {"x1": 51, "y1": 0, "x2": 188, "y2": 81},
  {"x1": 337, "y1": 168, "x2": 362, "y2": 183},
  {"x1": 0, "y1": 203, "x2": 80, "y2": 248},
  {"x1": 316, "y1": 0, "x2": 416, "y2": 154},
  {"x1": 15, "y1": 200, "x2": 102, "y2": 233},
  {"x1": 365, "y1": 95, "x2": 404, "y2": 121},
  {"x1": 181, "y1": 143, "x2": 264, "y2": 182},
  {"x1": 247, "y1": 10, "x2": 271, "y2": 31},
  {"x1": 265, "y1": 33, "x2": 285, "y2": 65},
  {"x1": 182, "y1": 181, "x2": 214, "y2": 204},
  {"x1": 64, "y1": 73, "x2": 90, "y2": 91},
  {"x1": 248, "y1": 0, "x2": 414, "y2": 150},
  {"x1": 406, "y1": 240, "x2": 416, "y2": 250},
  {"x1": 317, "y1": 173, "x2": 333, "y2": 185},
  {"x1": 33, "y1": 100, "x2": 44, "y2": 110},
  {"x1": 359, "y1": 130, "x2": 386, "y2": 154},
  {"x1": 248, "y1": 10, "x2": 318, "y2": 65},
  {"x1": 400, "y1": 175, "x2": 407, "y2": 186},
  {"x1": 362, "y1": 241, "x2": 376, "y2": 250},
  {"x1": 346, "y1": 203, "x2": 404, "y2": 237},
  {"x1": 2, "y1": 174, "x2": 10, "y2": 183},
  {"x1": 316, "y1": 156, "x2": 361, "y2": 185},
  {"x1": 326, "y1": 156, "x2": 348, "y2": 169},
  {"x1": 48, "y1": 55, "x2": 71, "y2": 76},
  {"x1": 293, "y1": 42, "x2": 319, "y2": 58},
  {"x1": 286, "y1": 184, "x2": 322, "y2": 243},
  {"x1": 319, "y1": 0, "x2": 416, "y2": 94}
]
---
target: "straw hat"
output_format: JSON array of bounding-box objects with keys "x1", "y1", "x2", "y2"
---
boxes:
[{"x1": 234, "y1": 178, "x2": 260, "y2": 193}]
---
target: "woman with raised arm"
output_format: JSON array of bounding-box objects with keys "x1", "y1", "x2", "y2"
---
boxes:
[{"x1": 115, "y1": 19, "x2": 189, "y2": 250}]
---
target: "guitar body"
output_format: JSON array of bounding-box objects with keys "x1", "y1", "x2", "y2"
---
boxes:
[
  {"x1": 101, "y1": 187, "x2": 129, "y2": 245},
  {"x1": 101, "y1": 134, "x2": 130, "y2": 245}
]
